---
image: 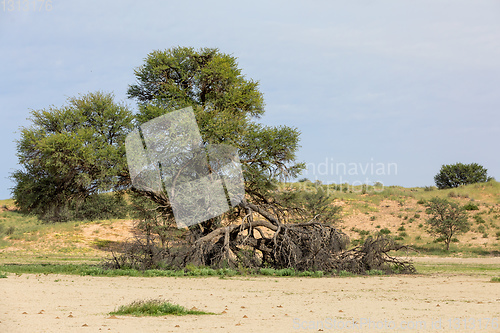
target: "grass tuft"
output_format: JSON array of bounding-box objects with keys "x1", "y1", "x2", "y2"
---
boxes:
[{"x1": 110, "y1": 299, "x2": 215, "y2": 316}]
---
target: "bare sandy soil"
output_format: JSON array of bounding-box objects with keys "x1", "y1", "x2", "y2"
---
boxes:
[{"x1": 1, "y1": 263, "x2": 500, "y2": 333}]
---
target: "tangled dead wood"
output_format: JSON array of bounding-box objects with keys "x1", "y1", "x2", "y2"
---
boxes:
[
  {"x1": 107, "y1": 218, "x2": 415, "y2": 275},
  {"x1": 105, "y1": 193, "x2": 415, "y2": 274}
]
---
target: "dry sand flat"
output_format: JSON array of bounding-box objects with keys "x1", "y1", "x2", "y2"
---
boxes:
[{"x1": 1, "y1": 268, "x2": 500, "y2": 333}]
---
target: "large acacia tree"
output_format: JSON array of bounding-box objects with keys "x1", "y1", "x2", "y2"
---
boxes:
[
  {"x1": 127, "y1": 47, "x2": 305, "y2": 230},
  {"x1": 11, "y1": 91, "x2": 134, "y2": 221},
  {"x1": 115, "y1": 47, "x2": 413, "y2": 273},
  {"x1": 122, "y1": 47, "x2": 358, "y2": 271}
]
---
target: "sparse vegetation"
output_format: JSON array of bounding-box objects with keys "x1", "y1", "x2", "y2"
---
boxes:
[
  {"x1": 110, "y1": 299, "x2": 215, "y2": 316},
  {"x1": 463, "y1": 202, "x2": 479, "y2": 211}
]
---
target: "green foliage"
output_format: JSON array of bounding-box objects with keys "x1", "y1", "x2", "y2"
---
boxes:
[
  {"x1": 127, "y1": 46, "x2": 305, "y2": 223},
  {"x1": 11, "y1": 92, "x2": 134, "y2": 222},
  {"x1": 71, "y1": 193, "x2": 129, "y2": 221},
  {"x1": 425, "y1": 197, "x2": 470, "y2": 250},
  {"x1": 282, "y1": 186, "x2": 342, "y2": 224},
  {"x1": 473, "y1": 214, "x2": 486, "y2": 224},
  {"x1": 337, "y1": 270, "x2": 355, "y2": 277},
  {"x1": 110, "y1": 299, "x2": 214, "y2": 316},
  {"x1": 434, "y1": 162, "x2": 488, "y2": 189},
  {"x1": 378, "y1": 228, "x2": 391, "y2": 235}
]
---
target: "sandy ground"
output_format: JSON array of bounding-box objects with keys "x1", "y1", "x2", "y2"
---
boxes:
[{"x1": 1, "y1": 266, "x2": 500, "y2": 333}]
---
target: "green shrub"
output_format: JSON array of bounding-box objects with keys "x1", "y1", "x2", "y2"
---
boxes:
[
  {"x1": 463, "y1": 203, "x2": 479, "y2": 211},
  {"x1": 474, "y1": 215, "x2": 486, "y2": 224},
  {"x1": 338, "y1": 270, "x2": 354, "y2": 277},
  {"x1": 275, "y1": 268, "x2": 295, "y2": 276},
  {"x1": 259, "y1": 268, "x2": 275, "y2": 276},
  {"x1": 5, "y1": 226, "x2": 15, "y2": 235},
  {"x1": 379, "y1": 228, "x2": 391, "y2": 235}
]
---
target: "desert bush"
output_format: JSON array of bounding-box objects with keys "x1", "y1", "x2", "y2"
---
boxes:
[
  {"x1": 474, "y1": 215, "x2": 486, "y2": 224},
  {"x1": 379, "y1": 228, "x2": 391, "y2": 235},
  {"x1": 5, "y1": 226, "x2": 15, "y2": 235},
  {"x1": 463, "y1": 203, "x2": 479, "y2": 211}
]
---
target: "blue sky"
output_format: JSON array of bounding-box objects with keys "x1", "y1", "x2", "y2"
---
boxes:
[{"x1": 1, "y1": 0, "x2": 499, "y2": 199}]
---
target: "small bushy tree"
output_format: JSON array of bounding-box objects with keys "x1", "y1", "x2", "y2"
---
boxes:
[
  {"x1": 425, "y1": 197, "x2": 470, "y2": 250},
  {"x1": 11, "y1": 91, "x2": 134, "y2": 221},
  {"x1": 434, "y1": 162, "x2": 488, "y2": 189}
]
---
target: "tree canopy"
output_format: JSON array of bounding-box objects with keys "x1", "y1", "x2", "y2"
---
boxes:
[
  {"x1": 434, "y1": 162, "x2": 489, "y2": 189},
  {"x1": 11, "y1": 91, "x2": 134, "y2": 221},
  {"x1": 425, "y1": 197, "x2": 470, "y2": 250},
  {"x1": 127, "y1": 47, "x2": 305, "y2": 230}
]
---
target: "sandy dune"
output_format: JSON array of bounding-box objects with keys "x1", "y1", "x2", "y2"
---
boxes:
[{"x1": 1, "y1": 267, "x2": 499, "y2": 333}]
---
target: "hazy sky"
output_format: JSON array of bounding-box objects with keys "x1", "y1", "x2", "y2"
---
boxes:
[{"x1": 1, "y1": 0, "x2": 499, "y2": 199}]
